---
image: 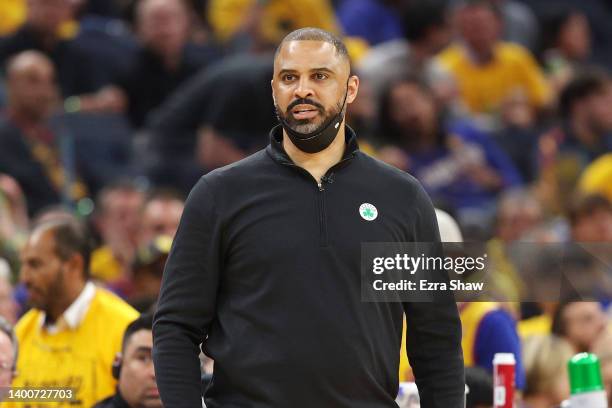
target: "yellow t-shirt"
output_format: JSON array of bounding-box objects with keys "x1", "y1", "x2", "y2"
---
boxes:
[
  {"x1": 207, "y1": 0, "x2": 339, "y2": 44},
  {"x1": 518, "y1": 314, "x2": 552, "y2": 339},
  {"x1": 90, "y1": 246, "x2": 123, "y2": 283},
  {"x1": 436, "y1": 42, "x2": 551, "y2": 115},
  {"x1": 10, "y1": 288, "x2": 138, "y2": 408}
]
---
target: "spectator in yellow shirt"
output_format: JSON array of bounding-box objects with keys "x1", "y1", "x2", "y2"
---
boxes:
[
  {"x1": 436, "y1": 0, "x2": 551, "y2": 120},
  {"x1": 207, "y1": 0, "x2": 339, "y2": 50},
  {"x1": 14, "y1": 217, "x2": 138, "y2": 408}
]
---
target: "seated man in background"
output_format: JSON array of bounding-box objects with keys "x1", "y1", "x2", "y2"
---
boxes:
[
  {"x1": 15, "y1": 217, "x2": 138, "y2": 408},
  {"x1": 0, "y1": 0, "x2": 104, "y2": 97},
  {"x1": 139, "y1": 188, "x2": 184, "y2": 245},
  {"x1": 0, "y1": 51, "x2": 72, "y2": 216},
  {"x1": 538, "y1": 70, "x2": 612, "y2": 213},
  {"x1": 93, "y1": 313, "x2": 162, "y2": 408},
  {"x1": 551, "y1": 299, "x2": 608, "y2": 353},
  {"x1": 377, "y1": 76, "x2": 521, "y2": 232},
  {"x1": 87, "y1": 0, "x2": 218, "y2": 128},
  {"x1": 568, "y1": 193, "x2": 612, "y2": 243},
  {"x1": 90, "y1": 181, "x2": 145, "y2": 284},
  {"x1": 435, "y1": 0, "x2": 550, "y2": 124}
]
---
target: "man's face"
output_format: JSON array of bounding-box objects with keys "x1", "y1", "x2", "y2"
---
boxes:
[
  {"x1": 118, "y1": 329, "x2": 161, "y2": 408},
  {"x1": 0, "y1": 278, "x2": 17, "y2": 325},
  {"x1": 585, "y1": 83, "x2": 612, "y2": 134},
  {"x1": 140, "y1": 199, "x2": 184, "y2": 245},
  {"x1": 27, "y1": 0, "x2": 72, "y2": 35},
  {"x1": 272, "y1": 40, "x2": 358, "y2": 134},
  {"x1": 20, "y1": 229, "x2": 66, "y2": 312},
  {"x1": 572, "y1": 208, "x2": 612, "y2": 242},
  {"x1": 496, "y1": 204, "x2": 542, "y2": 242},
  {"x1": 389, "y1": 82, "x2": 437, "y2": 140},
  {"x1": 0, "y1": 331, "x2": 14, "y2": 387},
  {"x1": 456, "y1": 5, "x2": 500, "y2": 56},
  {"x1": 138, "y1": 0, "x2": 190, "y2": 58},
  {"x1": 99, "y1": 190, "x2": 144, "y2": 246},
  {"x1": 563, "y1": 302, "x2": 606, "y2": 352},
  {"x1": 8, "y1": 59, "x2": 57, "y2": 122}
]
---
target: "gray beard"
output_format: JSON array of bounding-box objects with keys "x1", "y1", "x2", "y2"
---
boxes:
[{"x1": 277, "y1": 101, "x2": 344, "y2": 135}]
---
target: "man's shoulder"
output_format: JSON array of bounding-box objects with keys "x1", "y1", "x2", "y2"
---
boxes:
[
  {"x1": 201, "y1": 149, "x2": 271, "y2": 185},
  {"x1": 496, "y1": 42, "x2": 535, "y2": 63},
  {"x1": 435, "y1": 43, "x2": 464, "y2": 68},
  {"x1": 90, "y1": 287, "x2": 139, "y2": 322},
  {"x1": 0, "y1": 116, "x2": 20, "y2": 137},
  {"x1": 15, "y1": 309, "x2": 42, "y2": 340},
  {"x1": 356, "y1": 151, "x2": 423, "y2": 192},
  {"x1": 91, "y1": 394, "x2": 116, "y2": 408}
]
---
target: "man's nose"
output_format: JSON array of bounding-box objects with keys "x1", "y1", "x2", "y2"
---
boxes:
[
  {"x1": 294, "y1": 78, "x2": 314, "y2": 99},
  {"x1": 19, "y1": 267, "x2": 30, "y2": 284}
]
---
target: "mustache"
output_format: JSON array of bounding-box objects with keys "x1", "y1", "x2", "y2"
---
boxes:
[{"x1": 286, "y1": 98, "x2": 325, "y2": 113}]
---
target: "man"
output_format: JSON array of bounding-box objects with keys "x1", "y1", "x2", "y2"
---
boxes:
[
  {"x1": 15, "y1": 217, "x2": 139, "y2": 408},
  {"x1": 146, "y1": 52, "x2": 275, "y2": 189},
  {"x1": 90, "y1": 181, "x2": 145, "y2": 283},
  {"x1": 153, "y1": 28, "x2": 464, "y2": 407},
  {"x1": 0, "y1": 0, "x2": 104, "y2": 97},
  {"x1": 377, "y1": 76, "x2": 521, "y2": 232},
  {"x1": 357, "y1": 0, "x2": 452, "y2": 101},
  {"x1": 568, "y1": 194, "x2": 612, "y2": 242},
  {"x1": 93, "y1": 313, "x2": 162, "y2": 408},
  {"x1": 436, "y1": 0, "x2": 550, "y2": 117},
  {"x1": 0, "y1": 317, "x2": 17, "y2": 387},
  {"x1": 552, "y1": 300, "x2": 607, "y2": 353},
  {"x1": 0, "y1": 51, "x2": 93, "y2": 214},
  {"x1": 87, "y1": 0, "x2": 218, "y2": 128},
  {"x1": 139, "y1": 189, "x2": 184, "y2": 245},
  {"x1": 539, "y1": 70, "x2": 612, "y2": 212}
]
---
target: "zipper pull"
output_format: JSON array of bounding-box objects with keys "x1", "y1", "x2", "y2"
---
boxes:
[{"x1": 317, "y1": 182, "x2": 324, "y2": 191}]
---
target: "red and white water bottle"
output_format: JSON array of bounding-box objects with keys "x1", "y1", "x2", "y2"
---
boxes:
[{"x1": 493, "y1": 353, "x2": 516, "y2": 408}]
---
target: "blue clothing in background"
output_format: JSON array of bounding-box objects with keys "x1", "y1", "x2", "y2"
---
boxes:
[
  {"x1": 474, "y1": 309, "x2": 526, "y2": 390},
  {"x1": 408, "y1": 120, "x2": 522, "y2": 210},
  {"x1": 336, "y1": 0, "x2": 403, "y2": 46}
]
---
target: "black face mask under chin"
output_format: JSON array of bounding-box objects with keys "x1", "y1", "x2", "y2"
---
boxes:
[{"x1": 278, "y1": 86, "x2": 349, "y2": 154}]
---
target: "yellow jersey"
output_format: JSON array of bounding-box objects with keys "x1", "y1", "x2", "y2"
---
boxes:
[{"x1": 10, "y1": 288, "x2": 138, "y2": 408}]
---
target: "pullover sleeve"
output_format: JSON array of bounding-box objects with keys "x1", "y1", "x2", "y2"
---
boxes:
[
  {"x1": 153, "y1": 177, "x2": 222, "y2": 408},
  {"x1": 403, "y1": 182, "x2": 465, "y2": 407}
]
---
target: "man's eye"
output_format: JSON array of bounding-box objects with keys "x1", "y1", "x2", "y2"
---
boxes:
[
  {"x1": 137, "y1": 354, "x2": 153, "y2": 364},
  {"x1": 315, "y1": 73, "x2": 328, "y2": 80},
  {"x1": 283, "y1": 74, "x2": 295, "y2": 81}
]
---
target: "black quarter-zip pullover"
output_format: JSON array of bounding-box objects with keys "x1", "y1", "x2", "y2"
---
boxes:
[{"x1": 153, "y1": 125, "x2": 465, "y2": 408}]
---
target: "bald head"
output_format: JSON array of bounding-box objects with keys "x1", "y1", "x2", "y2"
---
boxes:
[
  {"x1": 6, "y1": 51, "x2": 54, "y2": 79},
  {"x1": 6, "y1": 51, "x2": 57, "y2": 122}
]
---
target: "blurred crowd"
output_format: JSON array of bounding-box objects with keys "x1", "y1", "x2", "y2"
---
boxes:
[{"x1": 0, "y1": 0, "x2": 611, "y2": 407}]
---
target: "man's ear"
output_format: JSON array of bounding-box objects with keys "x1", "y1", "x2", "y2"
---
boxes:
[
  {"x1": 271, "y1": 80, "x2": 277, "y2": 105},
  {"x1": 66, "y1": 253, "x2": 85, "y2": 279},
  {"x1": 112, "y1": 352, "x2": 123, "y2": 379},
  {"x1": 346, "y1": 75, "x2": 360, "y2": 104}
]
